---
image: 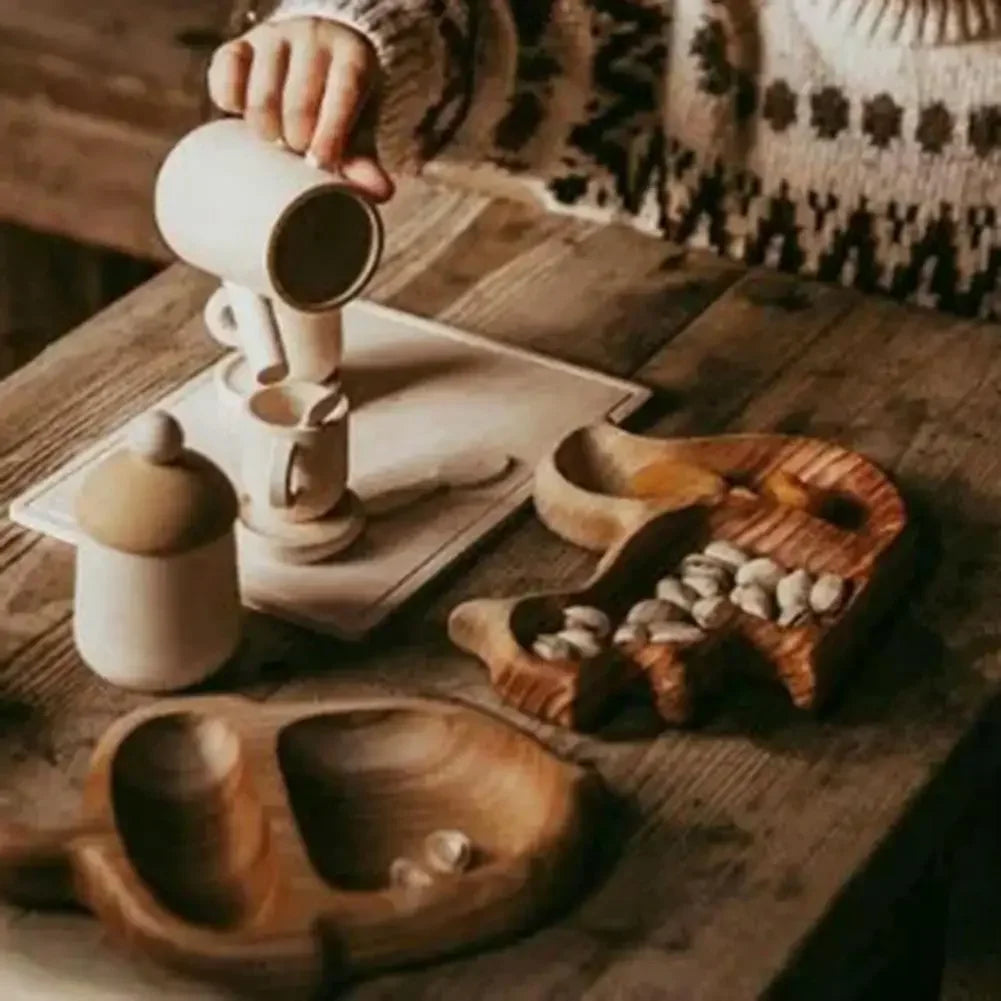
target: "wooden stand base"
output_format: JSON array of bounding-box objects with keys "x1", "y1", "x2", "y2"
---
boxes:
[{"x1": 238, "y1": 491, "x2": 366, "y2": 565}]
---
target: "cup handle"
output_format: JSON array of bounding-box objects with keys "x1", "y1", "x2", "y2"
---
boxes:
[
  {"x1": 203, "y1": 286, "x2": 240, "y2": 348},
  {"x1": 269, "y1": 439, "x2": 300, "y2": 509},
  {"x1": 224, "y1": 282, "x2": 289, "y2": 385}
]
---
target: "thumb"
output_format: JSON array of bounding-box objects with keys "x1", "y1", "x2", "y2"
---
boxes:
[
  {"x1": 306, "y1": 92, "x2": 394, "y2": 202},
  {"x1": 341, "y1": 104, "x2": 394, "y2": 202},
  {"x1": 340, "y1": 154, "x2": 395, "y2": 202}
]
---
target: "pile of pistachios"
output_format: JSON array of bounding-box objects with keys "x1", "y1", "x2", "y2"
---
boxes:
[
  {"x1": 529, "y1": 539, "x2": 849, "y2": 662},
  {"x1": 531, "y1": 605, "x2": 612, "y2": 662}
]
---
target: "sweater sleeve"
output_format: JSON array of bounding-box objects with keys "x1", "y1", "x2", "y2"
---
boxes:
[{"x1": 267, "y1": 0, "x2": 524, "y2": 174}]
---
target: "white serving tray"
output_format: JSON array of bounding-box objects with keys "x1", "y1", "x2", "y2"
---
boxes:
[{"x1": 10, "y1": 300, "x2": 649, "y2": 639}]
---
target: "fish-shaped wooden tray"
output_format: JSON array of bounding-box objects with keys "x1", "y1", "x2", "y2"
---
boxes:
[
  {"x1": 448, "y1": 424, "x2": 912, "y2": 730},
  {"x1": 0, "y1": 696, "x2": 600, "y2": 996}
]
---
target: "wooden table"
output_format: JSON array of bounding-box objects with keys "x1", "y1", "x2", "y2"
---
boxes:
[{"x1": 0, "y1": 177, "x2": 998, "y2": 1001}]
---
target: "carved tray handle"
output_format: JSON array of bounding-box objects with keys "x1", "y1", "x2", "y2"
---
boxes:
[
  {"x1": 0, "y1": 821, "x2": 86, "y2": 908},
  {"x1": 448, "y1": 598, "x2": 631, "y2": 729},
  {"x1": 448, "y1": 598, "x2": 522, "y2": 670},
  {"x1": 534, "y1": 427, "x2": 725, "y2": 552}
]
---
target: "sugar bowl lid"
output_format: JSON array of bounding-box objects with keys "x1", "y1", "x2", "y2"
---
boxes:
[{"x1": 75, "y1": 411, "x2": 238, "y2": 556}]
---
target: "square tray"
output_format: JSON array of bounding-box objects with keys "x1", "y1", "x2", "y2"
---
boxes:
[{"x1": 10, "y1": 300, "x2": 649, "y2": 640}]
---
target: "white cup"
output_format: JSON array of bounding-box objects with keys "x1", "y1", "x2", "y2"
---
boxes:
[
  {"x1": 155, "y1": 119, "x2": 383, "y2": 312},
  {"x1": 241, "y1": 382, "x2": 349, "y2": 523},
  {"x1": 219, "y1": 283, "x2": 288, "y2": 385},
  {"x1": 205, "y1": 285, "x2": 344, "y2": 384},
  {"x1": 213, "y1": 352, "x2": 254, "y2": 421}
]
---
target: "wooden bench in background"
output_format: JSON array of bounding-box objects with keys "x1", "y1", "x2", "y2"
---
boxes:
[{"x1": 0, "y1": 0, "x2": 239, "y2": 374}]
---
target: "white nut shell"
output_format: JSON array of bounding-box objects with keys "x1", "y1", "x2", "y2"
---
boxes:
[
  {"x1": 778, "y1": 603, "x2": 813, "y2": 629},
  {"x1": 390, "y1": 857, "x2": 434, "y2": 891},
  {"x1": 557, "y1": 628, "x2": 604, "y2": 659},
  {"x1": 731, "y1": 583, "x2": 775, "y2": 620},
  {"x1": 627, "y1": 599, "x2": 685, "y2": 626},
  {"x1": 562, "y1": 605, "x2": 611, "y2": 638},
  {"x1": 703, "y1": 540, "x2": 749, "y2": 569},
  {"x1": 680, "y1": 554, "x2": 731, "y2": 579},
  {"x1": 684, "y1": 572, "x2": 725, "y2": 599},
  {"x1": 810, "y1": 574, "x2": 848, "y2": 615},
  {"x1": 776, "y1": 569, "x2": 813, "y2": 613},
  {"x1": 425, "y1": 829, "x2": 473, "y2": 874},
  {"x1": 532, "y1": 634, "x2": 576, "y2": 661},
  {"x1": 613, "y1": 623, "x2": 649, "y2": 646},
  {"x1": 692, "y1": 596, "x2": 730, "y2": 630},
  {"x1": 735, "y1": 557, "x2": 784, "y2": 591},
  {"x1": 681, "y1": 555, "x2": 731, "y2": 584},
  {"x1": 655, "y1": 577, "x2": 697, "y2": 611},
  {"x1": 648, "y1": 621, "x2": 706, "y2": 645}
]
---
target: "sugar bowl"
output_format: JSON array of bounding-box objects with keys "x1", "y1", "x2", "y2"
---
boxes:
[{"x1": 72, "y1": 411, "x2": 242, "y2": 691}]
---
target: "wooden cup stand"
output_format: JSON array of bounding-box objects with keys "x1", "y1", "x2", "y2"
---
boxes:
[
  {"x1": 0, "y1": 696, "x2": 600, "y2": 995},
  {"x1": 448, "y1": 423, "x2": 913, "y2": 730}
]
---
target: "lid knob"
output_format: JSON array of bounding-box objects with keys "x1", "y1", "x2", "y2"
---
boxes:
[{"x1": 129, "y1": 411, "x2": 184, "y2": 465}]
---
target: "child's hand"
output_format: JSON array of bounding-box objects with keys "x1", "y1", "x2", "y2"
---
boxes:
[{"x1": 208, "y1": 18, "x2": 393, "y2": 202}]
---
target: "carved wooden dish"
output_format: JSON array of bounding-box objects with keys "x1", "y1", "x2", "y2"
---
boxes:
[
  {"x1": 448, "y1": 423, "x2": 912, "y2": 730},
  {"x1": 0, "y1": 695, "x2": 599, "y2": 996}
]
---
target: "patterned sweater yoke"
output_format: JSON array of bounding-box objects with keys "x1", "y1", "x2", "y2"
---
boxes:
[{"x1": 270, "y1": 0, "x2": 1001, "y2": 319}]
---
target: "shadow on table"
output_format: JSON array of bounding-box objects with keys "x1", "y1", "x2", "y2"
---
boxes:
[{"x1": 339, "y1": 354, "x2": 480, "y2": 410}]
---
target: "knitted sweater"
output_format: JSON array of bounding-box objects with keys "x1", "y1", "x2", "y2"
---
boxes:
[{"x1": 269, "y1": 0, "x2": 1001, "y2": 319}]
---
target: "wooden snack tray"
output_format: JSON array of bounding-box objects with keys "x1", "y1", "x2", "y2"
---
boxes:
[
  {"x1": 448, "y1": 423, "x2": 913, "y2": 730},
  {"x1": 0, "y1": 696, "x2": 600, "y2": 996}
]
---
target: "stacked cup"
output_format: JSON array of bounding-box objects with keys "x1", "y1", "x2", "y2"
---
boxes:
[{"x1": 154, "y1": 119, "x2": 383, "y2": 560}]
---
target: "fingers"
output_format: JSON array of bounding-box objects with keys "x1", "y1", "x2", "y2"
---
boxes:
[
  {"x1": 340, "y1": 156, "x2": 395, "y2": 203},
  {"x1": 282, "y1": 36, "x2": 331, "y2": 153},
  {"x1": 307, "y1": 48, "x2": 373, "y2": 168},
  {"x1": 206, "y1": 21, "x2": 393, "y2": 199},
  {"x1": 245, "y1": 32, "x2": 290, "y2": 143},
  {"x1": 207, "y1": 39, "x2": 252, "y2": 114}
]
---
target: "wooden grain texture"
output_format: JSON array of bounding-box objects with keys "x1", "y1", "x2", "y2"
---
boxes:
[
  {"x1": 0, "y1": 0, "x2": 232, "y2": 255},
  {"x1": 0, "y1": 695, "x2": 597, "y2": 996},
  {"x1": 0, "y1": 181, "x2": 993, "y2": 999},
  {"x1": 450, "y1": 426, "x2": 911, "y2": 729}
]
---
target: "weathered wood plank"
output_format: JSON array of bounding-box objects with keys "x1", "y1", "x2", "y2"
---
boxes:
[
  {"x1": 434, "y1": 229, "x2": 741, "y2": 373},
  {"x1": 635, "y1": 271, "x2": 860, "y2": 435},
  {"x1": 0, "y1": 0, "x2": 229, "y2": 254},
  {"x1": 0, "y1": 94, "x2": 174, "y2": 258},
  {"x1": 0, "y1": 5, "x2": 215, "y2": 135}
]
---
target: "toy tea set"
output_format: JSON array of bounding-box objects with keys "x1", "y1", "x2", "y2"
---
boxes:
[
  {"x1": 0, "y1": 121, "x2": 913, "y2": 994},
  {"x1": 158, "y1": 118, "x2": 373, "y2": 568}
]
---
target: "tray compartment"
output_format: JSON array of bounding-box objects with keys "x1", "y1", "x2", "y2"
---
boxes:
[
  {"x1": 111, "y1": 711, "x2": 278, "y2": 928},
  {"x1": 277, "y1": 706, "x2": 585, "y2": 892}
]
